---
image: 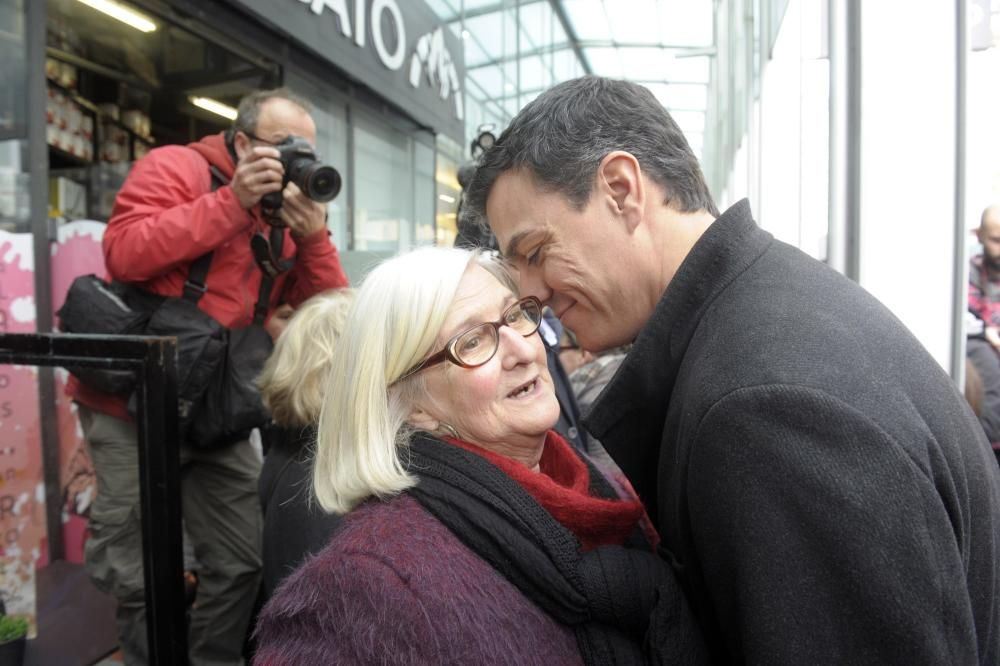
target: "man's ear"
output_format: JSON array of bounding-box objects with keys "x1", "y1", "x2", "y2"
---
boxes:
[
  {"x1": 597, "y1": 151, "x2": 644, "y2": 233},
  {"x1": 233, "y1": 131, "x2": 252, "y2": 161},
  {"x1": 406, "y1": 404, "x2": 440, "y2": 432}
]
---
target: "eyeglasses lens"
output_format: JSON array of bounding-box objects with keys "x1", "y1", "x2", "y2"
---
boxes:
[
  {"x1": 508, "y1": 300, "x2": 541, "y2": 333},
  {"x1": 452, "y1": 300, "x2": 542, "y2": 367},
  {"x1": 454, "y1": 325, "x2": 499, "y2": 366}
]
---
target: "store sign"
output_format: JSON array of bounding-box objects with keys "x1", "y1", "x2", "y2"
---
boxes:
[
  {"x1": 300, "y1": 0, "x2": 463, "y2": 120},
  {"x1": 231, "y1": 0, "x2": 466, "y2": 141}
]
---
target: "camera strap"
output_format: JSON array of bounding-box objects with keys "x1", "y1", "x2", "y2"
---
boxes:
[
  {"x1": 252, "y1": 226, "x2": 287, "y2": 326},
  {"x1": 184, "y1": 163, "x2": 289, "y2": 326}
]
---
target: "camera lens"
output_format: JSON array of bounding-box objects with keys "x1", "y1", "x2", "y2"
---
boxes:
[{"x1": 302, "y1": 163, "x2": 342, "y2": 203}]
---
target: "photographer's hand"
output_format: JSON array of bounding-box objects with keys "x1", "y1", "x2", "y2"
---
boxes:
[
  {"x1": 231, "y1": 146, "x2": 284, "y2": 209},
  {"x1": 280, "y1": 182, "x2": 327, "y2": 238}
]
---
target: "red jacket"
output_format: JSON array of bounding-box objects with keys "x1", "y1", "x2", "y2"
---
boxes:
[{"x1": 69, "y1": 132, "x2": 349, "y2": 419}]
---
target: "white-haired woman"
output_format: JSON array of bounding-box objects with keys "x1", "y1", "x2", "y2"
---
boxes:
[
  {"x1": 253, "y1": 248, "x2": 705, "y2": 666},
  {"x1": 256, "y1": 289, "x2": 354, "y2": 602}
]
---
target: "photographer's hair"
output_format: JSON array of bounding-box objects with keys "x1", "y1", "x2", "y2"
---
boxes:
[
  {"x1": 312, "y1": 247, "x2": 515, "y2": 514},
  {"x1": 462, "y1": 76, "x2": 719, "y2": 232},
  {"x1": 227, "y1": 87, "x2": 313, "y2": 141},
  {"x1": 257, "y1": 289, "x2": 355, "y2": 428}
]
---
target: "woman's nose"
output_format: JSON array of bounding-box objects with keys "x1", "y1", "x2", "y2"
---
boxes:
[{"x1": 498, "y1": 325, "x2": 540, "y2": 368}]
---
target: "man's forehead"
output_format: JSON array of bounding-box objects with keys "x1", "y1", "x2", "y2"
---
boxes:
[
  {"x1": 486, "y1": 170, "x2": 546, "y2": 250},
  {"x1": 984, "y1": 208, "x2": 1000, "y2": 232}
]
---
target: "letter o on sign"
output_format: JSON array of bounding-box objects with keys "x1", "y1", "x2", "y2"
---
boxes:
[{"x1": 371, "y1": 0, "x2": 406, "y2": 71}]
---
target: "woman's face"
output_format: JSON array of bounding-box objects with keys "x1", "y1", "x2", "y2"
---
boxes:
[{"x1": 408, "y1": 264, "x2": 561, "y2": 459}]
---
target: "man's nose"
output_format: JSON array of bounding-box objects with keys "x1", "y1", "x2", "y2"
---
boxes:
[{"x1": 517, "y1": 267, "x2": 552, "y2": 305}]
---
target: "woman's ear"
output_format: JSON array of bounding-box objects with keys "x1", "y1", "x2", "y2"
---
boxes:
[{"x1": 406, "y1": 405, "x2": 440, "y2": 432}]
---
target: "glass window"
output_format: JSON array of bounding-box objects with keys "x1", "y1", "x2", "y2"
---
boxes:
[
  {"x1": 436, "y1": 150, "x2": 459, "y2": 246},
  {"x1": 311, "y1": 102, "x2": 348, "y2": 249},
  {"x1": 283, "y1": 73, "x2": 350, "y2": 249},
  {"x1": 659, "y1": 0, "x2": 714, "y2": 47},
  {"x1": 563, "y1": 0, "x2": 612, "y2": 41},
  {"x1": 608, "y1": 0, "x2": 661, "y2": 43},
  {"x1": 585, "y1": 47, "x2": 624, "y2": 78},
  {"x1": 645, "y1": 83, "x2": 709, "y2": 111},
  {"x1": 414, "y1": 140, "x2": 436, "y2": 246},
  {"x1": 353, "y1": 117, "x2": 412, "y2": 252},
  {"x1": 517, "y1": 2, "x2": 554, "y2": 49},
  {"x1": 518, "y1": 55, "x2": 550, "y2": 90},
  {"x1": 0, "y1": 0, "x2": 28, "y2": 233}
]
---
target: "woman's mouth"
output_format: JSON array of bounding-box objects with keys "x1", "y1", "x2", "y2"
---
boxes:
[{"x1": 507, "y1": 378, "x2": 538, "y2": 399}]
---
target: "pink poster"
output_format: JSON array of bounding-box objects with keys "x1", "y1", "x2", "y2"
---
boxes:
[
  {"x1": 0, "y1": 230, "x2": 44, "y2": 631},
  {"x1": 0, "y1": 221, "x2": 107, "y2": 634},
  {"x1": 50, "y1": 221, "x2": 106, "y2": 567}
]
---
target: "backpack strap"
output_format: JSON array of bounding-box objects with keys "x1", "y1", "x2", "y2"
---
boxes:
[{"x1": 182, "y1": 166, "x2": 230, "y2": 303}]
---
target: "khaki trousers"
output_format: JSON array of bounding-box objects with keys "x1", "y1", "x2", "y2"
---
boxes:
[{"x1": 79, "y1": 406, "x2": 262, "y2": 666}]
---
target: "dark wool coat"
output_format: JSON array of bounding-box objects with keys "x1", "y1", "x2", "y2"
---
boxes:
[
  {"x1": 253, "y1": 493, "x2": 584, "y2": 665},
  {"x1": 586, "y1": 199, "x2": 1000, "y2": 665},
  {"x1": 257, "y1": 425, "x2": 341, "y2": 604}
]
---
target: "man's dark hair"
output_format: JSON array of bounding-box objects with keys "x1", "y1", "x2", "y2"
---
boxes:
[
  {"x1": 228, "y1": 87, "x2": 313, "y2": 140},
  {"x1": 463, "y1": 76, "x2": 718, "y2": 231}
]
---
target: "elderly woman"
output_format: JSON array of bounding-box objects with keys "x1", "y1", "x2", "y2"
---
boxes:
[
  {"x1": 255, "y1": 289, "x2": 354, "y2": 602},
  {"x1": 253, "y1": 248, "x2": 704, "y2": 665}
]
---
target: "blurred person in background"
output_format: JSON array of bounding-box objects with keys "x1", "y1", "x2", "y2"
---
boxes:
[
  {"x1": 256, "y1": 289, "x2": 354, "y2": 603},
  {"x1": 970, "y1": 204, "x2": 1000, "y2": 349}
]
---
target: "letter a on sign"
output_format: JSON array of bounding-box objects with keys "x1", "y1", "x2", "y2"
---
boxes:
[{"x1": 305, "y1": 0, "x2": 352, "y2": 39}]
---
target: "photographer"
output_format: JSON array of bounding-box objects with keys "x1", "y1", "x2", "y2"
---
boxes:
[{"x1": 68, "y1": 88, "x2": 348, "y2": 665}]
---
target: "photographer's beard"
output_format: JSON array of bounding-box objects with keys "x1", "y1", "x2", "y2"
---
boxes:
[{"x1": 984, "y1": 250, "x2": 1000, "y2": 276}]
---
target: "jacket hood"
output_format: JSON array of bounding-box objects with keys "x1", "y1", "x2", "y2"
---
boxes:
[{"x1": 187, "y1": 132, "x2": 236, "y2": 179}]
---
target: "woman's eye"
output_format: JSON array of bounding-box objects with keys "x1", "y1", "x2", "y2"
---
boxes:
[
  {"x1": 526, "y1": 247, "x2": 541, "y2": 266},
  {"x1": 459, "y1": 335, "x2": 482, "y2": 353}
]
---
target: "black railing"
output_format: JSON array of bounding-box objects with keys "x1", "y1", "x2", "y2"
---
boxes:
[{"x1": 0, "y1": 333, "x2": 186, "y2": 665}]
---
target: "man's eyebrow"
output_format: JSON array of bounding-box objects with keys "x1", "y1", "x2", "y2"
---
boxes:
[{"x1": 504, "y1": 230, "x2": 532, "y2": 259}]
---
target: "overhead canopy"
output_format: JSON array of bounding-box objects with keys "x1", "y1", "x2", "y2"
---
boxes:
[{"x1": 425, "y1": 0, "x2": 714, "y2": 160}]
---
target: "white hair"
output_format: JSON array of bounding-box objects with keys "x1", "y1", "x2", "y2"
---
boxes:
[
  {"x1": 257, "y1": 289, "x2": 355, "y2": 427},
  {"x1": 312, "y1": 247, "x2": 514, "y2": 514}
]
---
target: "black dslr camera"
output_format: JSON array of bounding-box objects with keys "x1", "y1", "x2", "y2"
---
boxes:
[{"x1": 260, "y1": 135, "x2": 342, "y2": 224}]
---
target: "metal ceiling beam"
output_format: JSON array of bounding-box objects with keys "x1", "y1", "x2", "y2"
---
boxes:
[
  {"x1": 548, "y1": 0, "x2": 592, "y2": 74},
  {"x1": 443, "y1": 0, "x2": 547, "y2": 23},
  {"x1": 576, "y1": 40, "x2": 718, "y2": 54},
  {"x1": 464, "y1": 40, "x2": 717, "y2": 71},
  {"x1": 466, "y1": 42, "x2": 576, "y2": 69}
]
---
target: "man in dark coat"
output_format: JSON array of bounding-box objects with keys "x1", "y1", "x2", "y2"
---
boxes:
[{"x1": 462, "y1": 75, "x2": 1000, "y2": 665}]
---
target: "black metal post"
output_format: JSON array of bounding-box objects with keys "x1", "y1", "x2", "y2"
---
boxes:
[
  {"x1": 0, "y1": 333, "x2": 187, "y2": 665},
  {"x1": 134, "y1": 339, "x2": 187, "y2": 666}
]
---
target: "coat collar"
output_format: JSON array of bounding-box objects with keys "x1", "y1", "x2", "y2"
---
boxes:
[{"x1": 583, "y1": 199, "x2": 772, "y2": 484}]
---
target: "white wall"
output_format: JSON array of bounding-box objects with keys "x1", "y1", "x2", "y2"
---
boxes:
[
  {"x1": 967, "y1": 47, "x2": 1000, "y2": 234},
  {"x1": 857, "y1": 1, "x2": 958, "y2": 371},
  {"x1": 754, "y1": 0, "x2": 830, "y2": 261},
  {"x1": 719, "y1": 0, "x2": 963, "y2": 373}
]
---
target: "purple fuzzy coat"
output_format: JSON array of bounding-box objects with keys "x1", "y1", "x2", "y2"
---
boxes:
[{"x1": 253, "y1": 493, "x2": 585, "y2": 665}]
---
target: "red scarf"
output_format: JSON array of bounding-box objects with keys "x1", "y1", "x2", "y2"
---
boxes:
[{"x1": 447, "y1": 431, "x2": 646, "y2": 551}]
